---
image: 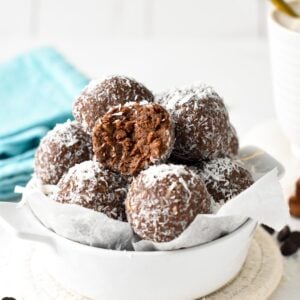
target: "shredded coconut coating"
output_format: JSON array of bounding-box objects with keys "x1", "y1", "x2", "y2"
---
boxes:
[
  {"x1": 198, "y1": 157, "x2": 254, "y2": 204},
  {"x1": 73, "y1": 75, "x2": 154, "y2": 133},
  {"x1": 225, "y1": 124, "x2": 239, "y2": 158},
  {"x1": 54, "y1": 160, "x2": 128, "y2": 221},
  {"x1": 157, "y1": 83, "x2": 234, "y2": 161},
  {"x1": 34, "y1": 120, "x2": 92, "y2": 185},
  {"x1": 125, "y1": 164, "x2": 212, "y2": 242}
]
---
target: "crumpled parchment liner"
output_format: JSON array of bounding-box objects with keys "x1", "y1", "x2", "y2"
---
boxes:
[
  {"x1": 133, "y1": 169, "x2": 289, "y2": 251},
  {"x1": 20, "y1": 146, "x2": 289, "y2": 252},
  {"x1": 22, "y1": 180, "x2": 134, "y2": 250}
]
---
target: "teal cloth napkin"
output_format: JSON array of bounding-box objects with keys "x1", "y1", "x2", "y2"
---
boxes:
[{"x1": 0, "y1": 47, "x2": 89, "y2": 201}]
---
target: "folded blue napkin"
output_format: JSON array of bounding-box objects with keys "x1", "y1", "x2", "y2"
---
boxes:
[{"x1": 0, "y1": 47, "x2": 89, "y2": 201}]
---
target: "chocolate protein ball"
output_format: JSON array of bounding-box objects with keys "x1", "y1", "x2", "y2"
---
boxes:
[
  {"x1": 73, "y1": 75, "x2": 154, "y2": 133},
  {"x1": 54, "y1": 160, "x2": 128, "y2": 221},
  {"x1": 225, "y1": 124, "x2": 239, "y2": 158},
  {"x1": 198, "y1": 157, "x2": 254, "y2": 203},
  {"x1": 125, "y1": 164, "x2": 212, "y2": 242},
  {"x1": 158, "y1": 84, "x2": 233, "y2": 161},
  {"x1": 34, "y1": 121, "x2": 92, "y2": 185},
  {"x1": 92, "y1": 102, "x2": 175, "y2": 176}
]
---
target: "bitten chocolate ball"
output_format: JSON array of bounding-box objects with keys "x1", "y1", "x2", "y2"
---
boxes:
[
  {"x1": 34, "y1": 121, "x2": 92, "y2": 185},
  {"x1": 73, "y1": 75, "x2": 154, "y2": 133},
  {"x1": 54, "y1": 160, "x2": 128, "y2": 221},
  {"x1": 92, "y1": 102, "x2": 175, "y2": 176},
  {"x1": 125, "y1": 164, "x2": 212, "y2": 242},
  {"x1": 158, "y1": 84, "x2": 233, "y2": 161},
  {"x1": 198, "y1": 157, "x2": 254, "y2": 203}
]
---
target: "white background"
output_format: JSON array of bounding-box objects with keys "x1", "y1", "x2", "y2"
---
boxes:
[
  {"x1": 0, "y1": 0, "x2": 275, "y2": 137},
  {"x1": 0, "y1": 0, "x2": 268, "y2": 38},
  {"x1": 0, "y1": 0, "x2": 300, "y2": 299}
]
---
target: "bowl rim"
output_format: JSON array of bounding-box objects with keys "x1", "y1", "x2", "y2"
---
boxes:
[{"x1": 29, "y1": 204, "x2": 256, "y2": 256}]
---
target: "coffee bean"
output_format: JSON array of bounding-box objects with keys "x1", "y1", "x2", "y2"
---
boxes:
[
  {"x1": 261, "y1": 224, "x2": 275, "y2": 235},
  {"x1": 2, "y1": 297, "x2": 16, "y2": 300},
  {"x1": 280, "y1": 240, "x2": 298, "y2": 256},
  {"x1": 277, "y1": 225, "x2": 291, "y2": 242},
  {"x1": 289, "y1": 231, "x2": 300, "y2": 248}
]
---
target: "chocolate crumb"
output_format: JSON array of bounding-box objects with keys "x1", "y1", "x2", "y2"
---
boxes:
[
  {"x1": 280, "y1": 239, "x2": 298, "y2": 256},
  {"x1": 277, "y1": 225, "x2": 291, "y2": 242},
  {"x1": 261, "y1": 224, "x2": 275, "y2": 235}
]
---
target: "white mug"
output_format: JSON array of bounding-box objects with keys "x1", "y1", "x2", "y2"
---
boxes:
[{"x1": 268, "y1": 2, "x2": 300, "y2": 158}]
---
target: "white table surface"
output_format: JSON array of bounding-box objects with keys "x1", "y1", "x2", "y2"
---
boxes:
[{"x1": 0, "y1": 37, "x2": 299, "y2": 299}]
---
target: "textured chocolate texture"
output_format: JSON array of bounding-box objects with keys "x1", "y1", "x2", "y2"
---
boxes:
[
  {"x1": 34, "y1": 121, "x2": 92, "y2": 185},
  {"x1": 92, "y1": 102, "x2": 174, "y2": 176},
  {"x1": 73, "y1": 75, "x2": 154, "y2": 133},
  {"x1": 157, "y1": 84, "x2": 236, "y2": 161},
  {"x1": 125, "y1": 164, "x2": 212, "y2": 242},
  {"x1": 197, "y1": 157, "x2": 254, "y2": 203},
  {"x1": 54, "y1": 160, "x2": 128, "y2": 221}
]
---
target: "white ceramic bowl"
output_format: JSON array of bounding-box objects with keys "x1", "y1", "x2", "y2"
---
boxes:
[
  {"x1": 0, "y1": 202, "x2": 257, "y2": 300},
  {"x1": 268, "y1": 3, "x2": 300, "y2": 159}
]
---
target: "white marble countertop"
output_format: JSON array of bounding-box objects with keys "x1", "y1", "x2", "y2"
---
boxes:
[{"x1": 0, "y1": 37, "x2": 299, "y2": 299}]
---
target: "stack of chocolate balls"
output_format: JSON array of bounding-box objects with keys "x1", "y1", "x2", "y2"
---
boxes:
[{"x1": 34, "y1": 75, "x2": 254, "y2": 243}]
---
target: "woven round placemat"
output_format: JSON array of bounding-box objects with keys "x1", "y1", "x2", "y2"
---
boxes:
[
  {"x1": 19, "y1": 227, "x2": 282, "y2": 300},
  {"x1": 202, "y1": 227, "x2": 283, "y2": 300}
]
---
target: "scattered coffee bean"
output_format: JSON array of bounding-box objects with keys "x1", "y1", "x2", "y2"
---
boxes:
[
  {"x1": 277, "y1": 225, "x2": 291, "y2": 242},
  {"x1": 261, "y1": 224, "x2": 275, "y2": 235},
  {"x1": 2, "y1": 297, "x2": 16, "y2": 300},
  {"x1": 289, "y1": 231, "x2": 300, "y2": 248},
  {"x1": 280, "y1": 239, "x2": 298, "y2": 256}
]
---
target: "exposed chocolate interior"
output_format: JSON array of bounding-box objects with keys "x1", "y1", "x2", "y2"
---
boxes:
[{"x1": 93, "y1": 103, "x2": 173, "y2": 176}]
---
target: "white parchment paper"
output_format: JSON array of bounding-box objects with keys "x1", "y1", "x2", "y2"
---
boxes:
[
  {"x1": 18, "y1": 147, "x2": 289, "y2": 251},
  {"x1": 21, "y1": 180, "x2": 134, "y2": 250}
]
